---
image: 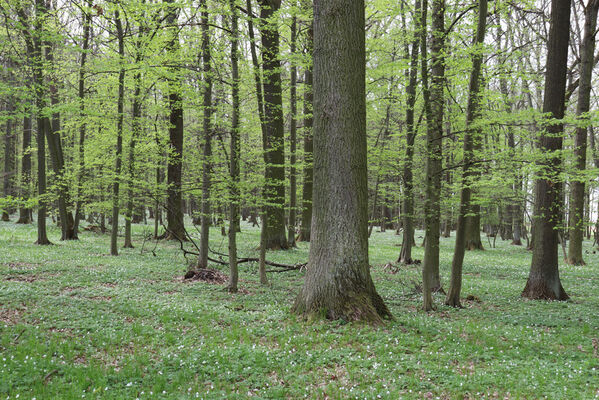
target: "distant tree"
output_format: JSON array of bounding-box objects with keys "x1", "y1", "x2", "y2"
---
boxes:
[{"x1": 567, "y1": 0, "x2": 599, "y2": 265}]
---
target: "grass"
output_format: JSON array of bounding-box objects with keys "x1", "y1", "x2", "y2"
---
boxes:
[{"x1": 1, "y1": 217, "x2": 599, "y2": 399}]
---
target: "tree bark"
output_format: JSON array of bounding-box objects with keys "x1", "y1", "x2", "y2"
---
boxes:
[
  {"x1": 259, "y1": 0, "x2": 288, "y2": 250},
  {"x1": 297, "y1": 22, "x2": 313, "y2": 242},
  {"x1": 73, "y1": 0, "x2": 92, "y2": 237},
  {"x1": 399, "y1": 0, "x2": 422, "y2": 265},
  {"x1": 421, "y1": 0, "x2": 445, "y2": 311},
  {"x1": 110, "y1": 11, "x2": 125, "y2": 256},
  {"x1": 164, "y1": 0, "x2": 185, "y2": 241},
  {"x1": 292, "y1": 0, "x2": 391, "y2": 323},
  {"x1": 198, "y1": 2, "x2": 213, "y2": 269},
  {"x1": 287, "y1": 12, "x2": 298, "y2": 248},
  {"x1": 228, "y1": 0, "x2": 241, "y2": 293},
  {"x1": 33, "y1": 0, "x2": 50, "y2": 245},
  {"x1": 445, "y1": 0, "x2": 487, "y2": 308},
  {"x1": 522, "y1": 0, "x2": 571, "y2": 301},
  {"x1": 567, "y1": 0, "x2": 599, "y2": 265}
]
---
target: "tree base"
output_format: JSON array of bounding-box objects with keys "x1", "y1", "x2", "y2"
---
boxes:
[
  {"x1": 466, "y1": 239, "x2": 484, "y2": 251},
  {"x1": 296, "y1": 232, "x2": 310, "y2": 242},
  {"x1": 35, "y1": 239, "x2": 52, "y2": 246},
  {"x1": 292, "y1": 288, "x2": 391, "y2": 324},
  {"x1": 16, "y1": 217, "x2": 31, "y2": 224},
  {"x1": 521, "y1": 279, "x2": 569, "y2": 300},
  {"x1": 511, "y1": 239, "x2": 522, "y2": 246},
  {"x1": 566, "y1": 256, "x2": 585, "y2": 266}
]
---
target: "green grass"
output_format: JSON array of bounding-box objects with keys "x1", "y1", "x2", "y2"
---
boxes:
[{"x1": 1, "y1": 217, "x2": 599, "y2": 399}]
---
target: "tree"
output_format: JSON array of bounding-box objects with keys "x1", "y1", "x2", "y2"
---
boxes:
[
  {"x1": 259, "y1": 0, "x2": 288, "y2": 250},
  {"x1": 445, "y1": 0, "x2": 488, "y2": 308},
  {"x1": 287, "y1": 9, "x2": 298, "y2": 248},
  {"x1": 198, "y1": 0, "x2": 213, "y2": 269},
  {"x1": 33, "y1": 0, "x2": 50, "y2": 245},
  {"x1": 297, "y1": 18, "x2": 313, "y2": 242},
  {"x1": 228, "y1": 0, "x2": 241, "y2": 293},
  {"x1": 522, "y1": 0, "x2": 571, "y2": 300},
  {"x1": 567, "y1": 0, "x2": 599, "y2": 265},
  {"x1": 164, "y1": 0, "x2": 185, "y2": 241},
  {"x1": 292, "y1": 0, "x2": 391, "y2": 323},
  {"x1": 110, "y1": 8, "x2": 125, "y2": 256},
  {"x1": 421, "y1": 0, "x2": 445, "y2": 311},
  {"x1": 398, "y1": 0, "x2": 421, "y2": 265}
]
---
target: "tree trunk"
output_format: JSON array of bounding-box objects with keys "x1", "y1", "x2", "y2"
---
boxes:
[
  {"x1": 124, "y1": 69, "x2": 142, "y2": 249},
  {"x1": 33, "y1": 0, "x2": 50, "y2": 245},
  {"x1": 522, "y1": 0, "x2": 571, "y2": 301},
  {"x1": 421, "y1": 0, "x2": 445, "y2": 311},
  {"x1": 198, "y1": 2, "x2": 213, "y2": 269},
  {"x1": 258, "y1": 0, "x2": 288, "y2": 250},
  {"x1": 2, "y1": 105, "x2": 13, "y2": 222},
  {"x1": 399, "y1": 0, "x2": 422, "y2": 265},
  {"x1": 445, "y1": 0, "x2": 487, "y2": 308},
  {"x1": 228, "y1": 0, "x2": 241, "y2": 293},
  {"x1": 110, "y1": 11, "x2": 125, "y2": 256},
  {"x1": 292, "y1": 0, "x2": 391, "y2": 323},
  {"x1": 298, "y1": 23, "x2": 313, "y2": 242},
  {"x1": 17, "y1": 111, "x2": 32, "y2": 224},
  {"x1": 164, "y1": 0, "x2": 185, "y2": 241},
  {"x1": 73, "y1": 0, "x2": 91, "y2": 237},
  {"x1": 287, "y1": 12, "x2": 298, "y2": 248},
  {"x1": 567, "y1": 0, "x2": 599, "y2": 265}
]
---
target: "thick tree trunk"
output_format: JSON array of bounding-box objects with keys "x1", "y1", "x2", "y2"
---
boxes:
[
  {"x1": 522, "y1": 0, "x2": 571, "y2": 301},
  {"x1": 259, "y1": 0, "x2": 287, "y2": 250},
  {"x1": 110, "y1": 12, "x2": 125, "y2": 256},
  {"x1": 293, "y1": 0, "x2": 391, "y2": 323},
  {"x1": 287, "y1": 13, "x2": 298, "y2": 248},
  {"x1": 446, "y1": 0, "x2": 487, "y2": 308},
  {"x1": 567, "y1": 0, "x2": 598, "y2": 265},
  {"x1": 399, "y1": 0, "x2": 422, "y2": 265},
  {"x1": 228, "y1": 0, "x2": 241, "y2": 293},
  {"x1": 297, "y1": 24, "x2": 313, "y2": 242},
  {"x1": 198, "y1": 3, "x2": 213, "y2": 269}
]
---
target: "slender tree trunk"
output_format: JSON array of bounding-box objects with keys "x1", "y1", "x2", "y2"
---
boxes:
[
  {"x1": 73, "y1": 0, "x2": 92, "y2": 237},
  {"x1": 522, "y1": 0, "x2": 571, "y2": 301},
  {"x1": 164, "y1": 0, "x2": 185, "y2": 241},
  {"x1": 259, "y1": 0, "x2": 288, "y2": 250},
  {"x1": 2, "y1": 106, "x2": 14, "y2": 222},
  {"x1": 33, "y1": 0, "x2": 50, "y2": 245},
  {"x1": 298, "y1": 23, "x2": 313, "y2": 242},
  {"x1": 292, "y1": 0, "x2": 391, "y2": 323},
  {"x1": 110, "y1": 11, "x2": 125, "y2": 256},
  {"x1": 17, "y1": 111, "x2": 32, "y2": 224},
  {"x1": 124, "y1": 69, "x2": 142, "y2": 249},
  {"x1": 198, "y1": 3, "x2": 213, "y2": 269},
  {"x1": 567, "y1": 0, "x2": 599, "y2": 265},
  {"x1": 228, "y1": 0, "x2": 240, "y2": 293},
  {"x1": 287, "y1": 12, "x2": 298, "y2": 248},
  {"x1": 399, "y1": 0, "x2": 422, "y2": 265},
  {"x1": 445, "y1": 0, "x2": 487, "y2": 308},
  {"x1": 43, "y1": 17, "x2": 74, "y2": 240},
  {"x1": 421, "y1": 0, "x2": 445, "y2": 311}
]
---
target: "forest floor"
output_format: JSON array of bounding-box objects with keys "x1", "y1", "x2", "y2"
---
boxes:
[{"x1": 1, "y1": 218, "x2": 599, "y2": 399}]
